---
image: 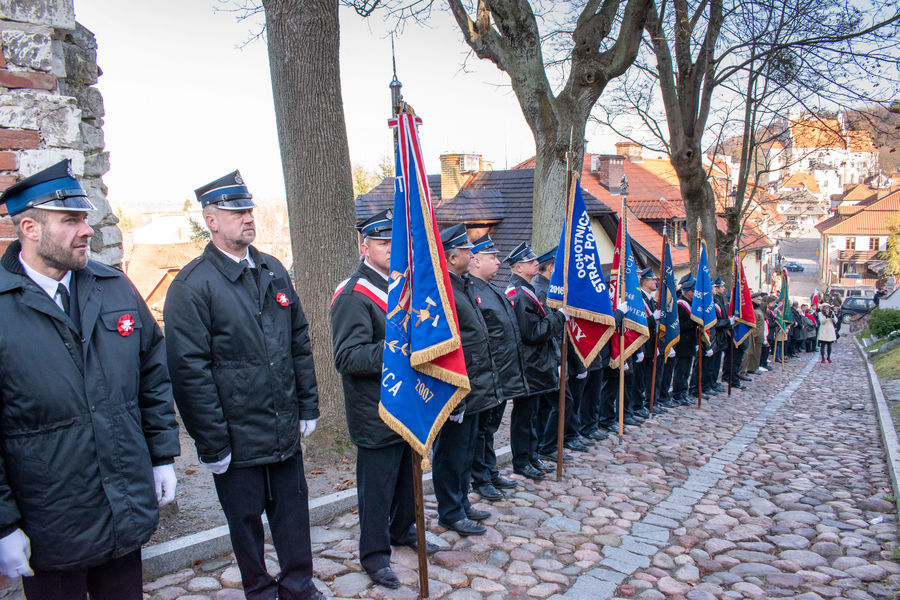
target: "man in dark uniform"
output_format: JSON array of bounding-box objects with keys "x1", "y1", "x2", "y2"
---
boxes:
[
  {"x1": 531, "y1": 247, "x2": 590, "y2": 460},
  {"x1": 672, "y1": 274, "x2": 698, "y2": 405},
  {"x1": 708, "y1": 278, "x2": 729, "y2": 393},
  {"x1": 468, "y1": 234, "x2": 522, "y2": 500},
  {"x1": 0, "y1": 160, "x2": 179, "y2": 599},
  {"x1": 165, "y1": 171, "x2": 326, "y2": 600},
  {"x1": 505, "y1": 243, "x2": 566, "y2": 480},
  {"x1": 433, "y1": 224, "x2": 500, "y2": 536},
  {"x1": 330, "y1": 209, "x2": 430, "y2": 590},
  {"x1": 637, "y1": 267, "x2": 665, "y2": 415}
]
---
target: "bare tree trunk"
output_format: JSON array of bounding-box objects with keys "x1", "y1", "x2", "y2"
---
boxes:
[
  {"x1": 262, "y1": 0, "x2": 357, "y2": 443},
  {"x1": 672, "y1": 152, "x2": 720, "y2": 276}
]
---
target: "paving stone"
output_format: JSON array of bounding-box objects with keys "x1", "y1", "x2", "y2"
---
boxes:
[
  {"x1": 779, "y1": 550, "x2": 828, "y2": 568},
  {"x1": 331, "y1": 572, "x2": 371, "y2": 597},
  {"x1": 728, "y1": 562, "x2": 782, "y2": 577}
]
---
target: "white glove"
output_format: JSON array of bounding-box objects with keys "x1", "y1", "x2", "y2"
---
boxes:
[
  {"x1": 559, "y1": 308, "x2": 569, "y2": 322},
  {"x1": 624, "y1": 361, "x2": 630, "y2": 372},
  {"x1": 705, "y1": 348, "x2": 713, "y2": 357},
  {"x1": 618, "y1": 301, "x2": 629, "y2": 314},
  {"x1": 636, "y1": 352, "x2": 644, "y2": 363},
  {"x1": 576, "y1": 370, "x2": 588, "y2": 380},
  {"x1": 668, "y1": 348, "x2": 675, "y2": 358},
  {"x1": 763, "y1": 341, "x2": 769, "y2": 346},
  {"x1": 201, "y1": 453, "x2": 232, "y2": 475},
  {"x1": 300, "y1": 419, "x2": 317, "y2": 438},
  {"x1": 448, "y1": 411, "x2": 464, "y2": 424},
  {"x1": 694, "y1": 345, "x2": 699, "y2": 352},
  {"x1": 0, "y1": 529, "x2": 32, "y2": 579},
  {"x1": 153, "y1": 464, "x2": 177, "y2": 506},
  {"x1": 729, "y1": 316, "x2": 735, "y2": 325},
  {"x1": 652, "y1": 309, "x2": 662, "y2": 320}
]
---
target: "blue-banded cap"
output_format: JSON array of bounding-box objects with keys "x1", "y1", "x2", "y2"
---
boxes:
[
  {"x1": 357, "y1": 209, "x2": 393, "y2": 240},
  {"x1": 640, "y1": 267, "x2": 657, "y2": 280},
  {"x1": 679, "y1": 273, "x2": 696, "y2": 291},
  {"x1": 712, "y1": 277, "x2": 725, "y2": 287},
  {"x1": 470, "y1": 233, "x2": 497, "y2": 254},
  {"x1": 0, "y1": 160, "x2": 94, "y2": 216},
  {"x1": 536, "y1": 246, "x2": 557, "y2": 265},
  {"x1": 504, "y1": 242, "x2": 538, "y2": 265},
  {"x1": 195, "y1": 170, "x2": 255, "y2": 210},
  {"x1": 440, "y1": 223, "x2": 473, "y2": 251}
]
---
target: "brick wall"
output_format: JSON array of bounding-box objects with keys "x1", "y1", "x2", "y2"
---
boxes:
[{"x1": 0, "y1": 0, "x2": 120, "y2": 264}]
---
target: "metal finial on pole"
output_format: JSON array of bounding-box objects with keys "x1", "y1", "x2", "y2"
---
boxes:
[
  {"x1": 390, "y1": 33, "x2": 403, "y2": 116},
  {"x1": 620, "y1": 174, "x2": 629, "y2": 198}
]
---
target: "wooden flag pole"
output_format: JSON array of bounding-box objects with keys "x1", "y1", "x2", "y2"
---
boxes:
[
  {"x1": 618, "y1": 182, "x2": 628, "y2": 437},
  {"x1": 556, "y1": 134, "x2": 575, "y2": 482},
  {"x1": 648, "y1": 221, "x2": 666, "y2": 416},
  {"x1": 728, "y1": 247, "x2": 736, "y2": 397},
  {"x1": 410, "y1": 451, "x2": 429, "y2": 598},
  {"x1": 696, "y1": 219, "x2": 703, "y2": 409}
]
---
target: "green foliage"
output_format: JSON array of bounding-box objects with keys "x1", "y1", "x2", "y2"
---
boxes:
[
  {"x1": 886, "y1": 215, "x2": 900, "y2": 277},
  {"x1": 188, "y1": 216, "x2": 210, "y2": 243},
  {"x1": 873, "y1": 341, "x2": 900, "y2": 381},
  {"x1": 870, "y1": 309, "x2": 900, "y2": 338}
]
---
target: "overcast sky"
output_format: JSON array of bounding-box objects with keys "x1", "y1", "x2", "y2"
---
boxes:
[{"x1": 74, "y1": 1, "x2": 622, "y2": 209}]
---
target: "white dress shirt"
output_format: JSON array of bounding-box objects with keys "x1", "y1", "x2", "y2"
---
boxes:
[{"x1": 19, "y1": 253, "x2": 72, "y2": 311}]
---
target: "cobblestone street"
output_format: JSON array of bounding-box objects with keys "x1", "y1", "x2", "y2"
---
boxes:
[{"x1": 143, "y1": 340, "x2": 900, "y2": 600}]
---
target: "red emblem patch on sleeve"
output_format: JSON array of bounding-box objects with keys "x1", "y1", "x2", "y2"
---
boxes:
[
  {"x1": 276, "y1": 292, "x2": 290, "y2": 307},
  {"x1": 476, "y1": 295, "x2": 482, "y2": 305},
  {"x1": 117, "y1": 314, "x2": 135, "y2": 336}
]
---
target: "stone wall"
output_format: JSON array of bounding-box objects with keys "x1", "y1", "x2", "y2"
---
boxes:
[{"x1": 0, "y1": 0, "x2": 120, "y2": 265}]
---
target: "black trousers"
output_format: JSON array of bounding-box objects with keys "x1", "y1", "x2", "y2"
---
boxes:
[
  {"x1": 471, "y1": 401, "x2": 506, "y2": 487},
  {"x1": 538, "y1": 374, "x2": 583, "y2": 454},
  {"x1": 356, "y1": 443, "x2": 416, "y2": 574},
  {"x1": 510, "y1": 396, "x2": 537, "y2": 470},
  {"x1": 760, "y1": 343, "x2": 770, "y2": 368},
  {"x1": 672, "y1": 355, "x2": 693, "y2": 399},
  {"x1": 704, "y1": 349, "x2": 722, "y2": 390},
  {"x1": 23, "y1": 550, "x2": 142, "y2": 600},
  {"x1": 658, "y1": 357, "x2": 675, "y2": 401},
  {"x1": 213, "y1": 452, "x2": 315, "y2": 600},
  {"x1": 433, "y1": 412, "x2": 480, "y2": 523},
  {"x1": 820, "y1": 341, "x2": 833, "y2": 360},
  {"x1": 598, "y1": 365, "x2": 634, "y2": 425},
  {"x1": 722, "y1": 341, "x2": 746, "y2": 384},
  {"x1": 578, "y1": 369, "x2": 604, "y2": 436},
  {"x1": 632, "y1": 357, "x2": 653, "y2": 412}
]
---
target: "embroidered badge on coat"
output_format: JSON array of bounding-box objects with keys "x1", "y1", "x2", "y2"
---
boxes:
[
  {"x1": 117, "y1": 314, "x2": 135, "y2": 336},
  {"x1": 276, "y1": 292, "x2": 290, "y2": 307}
]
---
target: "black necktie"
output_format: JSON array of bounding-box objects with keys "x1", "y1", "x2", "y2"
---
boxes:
[
  {"x1": 239, "y1": 259, "x2": 250, "y2": 269},
  {"x1": 57, "y1": 283, "x2": 72, "y2": 320}
]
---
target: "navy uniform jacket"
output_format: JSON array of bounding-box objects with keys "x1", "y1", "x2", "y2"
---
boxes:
[
  {"x1": 330, "y1": 261, "x2": 402, "y2": 449},
  {"x1": 506, "y1": 274, "x2": 566, "y2": 395},
  {"x1": 0, "y1": 240, "x2": 179, "y2": 570},
  {"x1": 674, "y1": 295, "x2": 699, "y2": 357},
  {"x1": 470, "y1": 276, "x2": 528, "y2": 400},
  {"x1": 164, "y1": 243, "x2": 318, "y2": 468},
  {"x1": 449, "y1": 272, "x2": 501, "y2": 415}
]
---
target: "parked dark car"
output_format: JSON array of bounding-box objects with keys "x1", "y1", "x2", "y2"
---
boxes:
[
  {"x1": 783, "y1": 261, "x2": 804, "y2": 272},
  {"x1": 837, "y1": 296, "x2": 877, "y2": 330}
]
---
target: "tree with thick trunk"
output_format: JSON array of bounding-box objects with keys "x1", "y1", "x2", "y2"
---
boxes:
[
  {"x1": 445, "y1": 0, "x2": 652, "y2": 250},
  {"x1": 262, "y1": 0, "x2": 358, "y2": 442}
]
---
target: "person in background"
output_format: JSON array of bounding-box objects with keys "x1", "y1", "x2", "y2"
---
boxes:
[{"x1": 818, "y1": 303, "x2": 838, "y2": 363}]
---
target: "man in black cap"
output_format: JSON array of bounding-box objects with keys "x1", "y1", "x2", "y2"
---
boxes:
[
  {"x1": 330, "y1": 208, "x2": 429, "y2": 589},
  {"x1": 707, "y1": 278, "x2": 729, "y2": 394},
  {"x1": 468, "y1": 234, "x2": 522, "y2": 500},
  {"x1": 637, "y1": 267, "x2": 665, "y2": 415},
  {"x1": 165, "y1": 171, "x2": 326, "y2": 600},
  {"x1": 0, "y1": 160, "x2": 179, "y2": 598},
  {"x1": 432, "y1": 224, "x2": 500, "y2": 536},
  {"x1": 505, "y1": 243, "x2": 566, "y2": 479},
  {"x1": 672, "y1": 274, "x2": 698, "y2": 405},
  {"x1": 531, "y1": 247, "x2": 590, "y2": 460}
]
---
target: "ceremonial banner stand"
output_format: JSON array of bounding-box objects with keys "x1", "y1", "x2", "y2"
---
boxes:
[
  {"x1": 696, "y1": 220, "x2": 703, "y2": 409},
  {"x1": 555, "y1": 138, "x2": 576, "y2": 482},
  {"x1": 617, "y1": 181, "x2": 629, "y2": 437}
]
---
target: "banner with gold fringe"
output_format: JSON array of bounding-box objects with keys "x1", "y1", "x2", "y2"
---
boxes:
[{"x1": 379, "y1": 108, "x2": 470, "y2": 463}]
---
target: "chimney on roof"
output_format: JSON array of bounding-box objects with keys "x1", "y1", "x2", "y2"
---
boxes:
[
  {"x1": 590, "y1": 154, "x2": 625, "y2": 194},
  {"x1": 440, "y1": 153, "x2": 481, "y2": 199},
  {"x1": 615, "y1": 141, "x2": 643, "y2": 162}
]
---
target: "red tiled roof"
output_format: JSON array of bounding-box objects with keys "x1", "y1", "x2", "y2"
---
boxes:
[
  {"x1": 817, "y1": 188, "x2": 900, "y2": 236},
  {"x1": 781, "y1": 172, "x2": 821, "y2": 194},
  {"x1": 790, "y1": 119, "x2": 876, "y2": 152},
  {"x1": 839, "y1": 250, "x2": 881, "y2": 262}
]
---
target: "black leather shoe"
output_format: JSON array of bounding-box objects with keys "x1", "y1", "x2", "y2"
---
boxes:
[
  {"x1": 656, "y1": 399, "x2": 677, "y2": 408},
  {"x1": 650, "y1": 405, "x2": 666, "y2": 414},
  {"x1": 400, "y1": 538, "x2": 439, "y2": 554},
  {"x1": 474, "y1": 483, "x2": 503, "y2": 500},
  {"x1": 563, "y1": 439, "x2": 588, "y2": 451},
  {"x1": 300, "y1": 588, "x2": 329, "y2": 600},
  {"x1": 731, "y1": 380, "x2": 744, "y2": 389},
  {"x1": 513, "y1": 464, "x2": 546, "y2": 480},
  {"x1": 738, "y1": 374, "x2": 752, "y2": 381},
  {"x1": 439, "y1": 518, "x2": 486, "y2": 536},
  {"x1": 623, "y1": 416, "x2": 642, "y2": 426},
  {"x1": 711, "y1": 383, "x2": 724, "y2": 392},
  {"x1": 538, "y1": 452, "x2": 571, "y2": 464},
  {"x1": 465, "y1": 506, "x2": 491, "y2": 521},
  {"x1": 492, "y1": 476, "x2": 517, "y2": 489},
  {"x1": 532, "y1": 458, "x2": 554, "y2": 471},
  {"x1": 635, "y1": 408, "x2": 650, "y2": 419},
  {"x1": 703, "y1": 388, "x2": 719, "y2": 396},
  {"x1": 587, "y1": 429, "x2": 608, "y2": 441},
  {"x1": 368, "y1": 566, "x2": 401, "y2": 589}
]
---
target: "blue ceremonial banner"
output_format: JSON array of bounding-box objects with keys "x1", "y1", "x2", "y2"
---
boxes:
[
  {"x1": 609, "y1": 213, "x2": 650, "y2": 368},
  {"x1": 659, "y1": 241, "x2": 680, "y2": 360},
  {"x1": 379, "y1": 109, "x2": 470, "y2": 460},
  {"x1": 547, "y1": 179, "x2": 615, "y2": 366},
  {"x1": 691, "y1": 240, "x2": 717, "y2": 345}
]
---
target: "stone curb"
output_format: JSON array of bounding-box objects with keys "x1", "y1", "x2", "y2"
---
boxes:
[
  {"x1": 140, "y1": 445, "x2": 513, "y2": 580},
  {"x1": 855, "y1": 337, "x2": 900, "y2": 519}
]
